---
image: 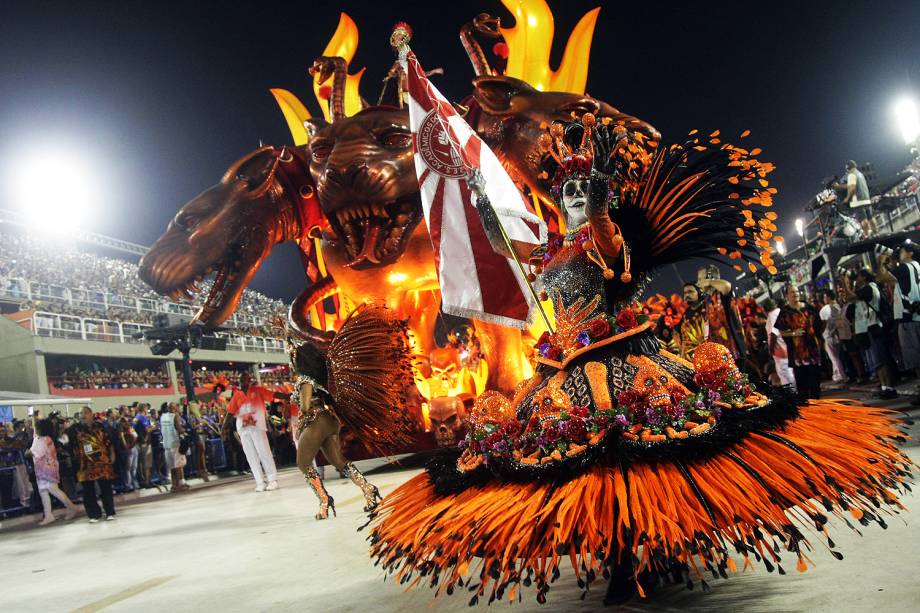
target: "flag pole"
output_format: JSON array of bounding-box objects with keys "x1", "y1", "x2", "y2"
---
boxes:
[
  {"x1": 469, "y1": 175, "x2": 554, "y2": 334},
  {"x1": 396, "y1": 33, "x2": 554, "y2": 334}
]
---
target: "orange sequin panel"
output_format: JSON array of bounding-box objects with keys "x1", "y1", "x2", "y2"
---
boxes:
[{"x1": 584, "y1": 361, "x2": 612, "y2": 410}]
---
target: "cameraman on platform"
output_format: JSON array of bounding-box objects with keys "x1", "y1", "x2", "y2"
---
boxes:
[{"x1": 842, "y1": 160, "x2": 877, "y2": 236}]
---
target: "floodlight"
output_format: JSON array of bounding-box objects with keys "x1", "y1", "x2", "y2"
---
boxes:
[{"x1": 894, "y1": 97, "x2": 920, "y2": 145}]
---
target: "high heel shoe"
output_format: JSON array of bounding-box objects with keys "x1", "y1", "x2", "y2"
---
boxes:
[
  {"x1": 364, "y1": 486, "x2": 383, "y2": 512},
  {"x1": 316, "y1": 495, "x2": 337, "y2": 520},
  {"x1": 343, "y1": 462, "x2": 383, "y2": 512},
  {"x1": 305, "y1": 467, "x2": 335, "y2": 520}
]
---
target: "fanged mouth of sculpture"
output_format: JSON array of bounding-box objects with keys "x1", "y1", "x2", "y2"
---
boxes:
[
  {"x1": 155, "y1": 241, "x2": 251, "y2": 325},
  {"x1": 326, "y1": 196, "x2": 422, "y2": 270},
  {"x1": 648, "y1": 392, "x2": 671, "y2": 406}
]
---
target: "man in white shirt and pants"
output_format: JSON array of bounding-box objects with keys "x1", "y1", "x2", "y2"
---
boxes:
[{"x1": 227, "y1": 372, "x2": 284, "y2": 492}]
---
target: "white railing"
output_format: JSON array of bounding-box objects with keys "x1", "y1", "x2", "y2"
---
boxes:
[
  {"x1": 215, "y1": 332, "x2": 285, "y2": 353},
  {"x1": 24, "y1": 311, "x2": 150, "y2": 343},
  {"x1": 0, "y1": 276, "x2": 275, "y2": 330},
  {"x1": 19, "y1": 311, "x2": 284, "y2": 353}
]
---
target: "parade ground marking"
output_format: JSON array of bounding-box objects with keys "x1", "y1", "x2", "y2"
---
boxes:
[{"x1": 71, "y1": 576, "x2": 176, "y2": 612}]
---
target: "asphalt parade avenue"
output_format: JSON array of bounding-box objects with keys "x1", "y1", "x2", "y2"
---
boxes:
[{"x1": 2, "y1": 389, "x2": 917, "y2": 613}]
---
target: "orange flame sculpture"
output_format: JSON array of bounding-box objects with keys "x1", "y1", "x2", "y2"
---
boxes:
[
  {"x1": 499, "y1": 0, "x2": 599, "y2": 93},
  {"x1": 270, "y1": 12, "x2": 365, "y2": 145},
  {"x1": 269, "y1": 3, "x2": 601, "y2": 401}
]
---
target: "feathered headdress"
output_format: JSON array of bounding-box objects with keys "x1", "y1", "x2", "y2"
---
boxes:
[
  {"x1": 204, "y1": 374, "x2": 232, "y2": 397},
  {"x1": 539, "y1": 115, "x2": 780, "y2": 301}
]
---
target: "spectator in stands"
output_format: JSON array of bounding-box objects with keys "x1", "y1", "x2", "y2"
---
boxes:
[
  {"x1": 26, "y1": 415, "x2": 79, "y2": 525},
  {"x1": 843, "y1": 270, "x2": 898, "y2": 399},
  {"x1": 186, "y1": 404, "x2": 213, "y2": 482},
  {"x1": 71, "y1": 406, "x2": 117, "y2": 522},
  {"x1": 134, "y1": 404, "x2": 153, "y2": 487},
  {"x1": 1, "y1": 420, "x2": 33, "y2": 508},
  {"x1": 837, "y1": 284, "x2": 867, "y2": 383},
  {"x1": 221, "y1": 409, "x2": 247, "y2": 475},
  {"x1": 51, "y1": 413, "x2": 78, "y2": 498},
  {"x1": 775, "y1": 285, "x2": 823, "y2": 399},
  {"x1": 160, "y1": 402, "x2": 189, "y2": 492},
  {"x1": 765, "y1": 299, "x2": 796, "y2": 389}
]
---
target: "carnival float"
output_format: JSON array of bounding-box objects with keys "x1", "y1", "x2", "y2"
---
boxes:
[{"x1": 138, "y1": 0, "x2": 912, "y2": 605}]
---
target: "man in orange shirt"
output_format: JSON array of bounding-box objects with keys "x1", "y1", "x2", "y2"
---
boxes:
[{"x1": 226, "y1": 372, "x2": 286, "y2": 492}]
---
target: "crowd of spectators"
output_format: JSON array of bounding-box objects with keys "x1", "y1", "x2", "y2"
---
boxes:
[
  {"x1": 258, "y1": 366, "x2": 291, "y2": 387},
  {"x1": 0, "y1": 228, "x2": 288, "y2": 337},
  {"x1": 178, "y1": 369, "x2": 242, "y2": 392},
  {"x1": 49, "y1": 367, "x2": 171, "y2": 390},
  {"x1": 745, "y1": 241, "x2": 920, "y2": 401},
  {"x1": 0, "y1": 397, "x2": 301, "y2": 521}
]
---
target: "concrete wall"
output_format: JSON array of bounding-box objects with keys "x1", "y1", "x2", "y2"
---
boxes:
[{"x1": 0, "y1": 316, "x2": 48, "y2": 394}]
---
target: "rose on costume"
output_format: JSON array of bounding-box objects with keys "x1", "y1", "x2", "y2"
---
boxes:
[
  {"x1": 587, "y1": 318, "x2": 611, "y2": 338},
  {"x1": 617, "y1": 389, "x2": 640, "y2": 409},
  {"x1": 615, "y1": 309, "x2": 638, "y2": 331},
  {"x1": 669, "y1": 386, "x2": 688, "y2": 404},
  {"x1": 502, "y1": 420, "x2": 522, "y2": 437},
  {"x1": 564, "y1": 419, "x2": 587, "y2": 442},
  {"x1": 542, "y1": 425, "x2": 560, "y2": 444}
]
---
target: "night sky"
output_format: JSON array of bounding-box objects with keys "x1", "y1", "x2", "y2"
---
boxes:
[{"x1": 2, "y1": 0, "x2": 920, "y2": 301}]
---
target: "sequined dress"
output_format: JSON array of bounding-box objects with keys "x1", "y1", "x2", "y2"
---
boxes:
[
  {"x1": 368, "y1": 120, "x2": 912, "y2": 606},
  {"x1": 369, "y1": 225, "x2": 912, "y2": 606}
]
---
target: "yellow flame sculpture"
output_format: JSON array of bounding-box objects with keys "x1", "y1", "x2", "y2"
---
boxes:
[
  {"x1": 500, "y1": 0, "x2": 599, "y2": 94},
  {"x1": 269, "y1": 2, "x2": 599, "y2": 394},
  {"x1": 272, "y1": 2, "x2": 599, "y2": 143},
  {"x1": 269, "y1": 12, "x2": 365, "y2": 145}
]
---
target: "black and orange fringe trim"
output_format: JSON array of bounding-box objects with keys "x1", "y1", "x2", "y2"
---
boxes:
[{"x1": 368, "y1": 400, "x2": 913, "y2": 605}]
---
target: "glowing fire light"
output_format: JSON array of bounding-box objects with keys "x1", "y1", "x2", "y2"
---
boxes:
[{"x1": 499, "y1": 0, "x2": 600, "y2": 94}]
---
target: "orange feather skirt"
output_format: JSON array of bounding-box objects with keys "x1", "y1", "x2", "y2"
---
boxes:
[{"x1": 368, "y1": 400, "x2": 912, "y2": 604}]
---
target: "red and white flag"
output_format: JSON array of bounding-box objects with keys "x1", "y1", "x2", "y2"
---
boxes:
[{"x1": 405, "y1": 52, "x2": 546, "y2": 329}]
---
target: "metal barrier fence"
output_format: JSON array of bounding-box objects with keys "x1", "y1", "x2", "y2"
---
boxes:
[
  {"x1": 18, "y1": 311, "x2": 284, "y2": 353},
  {"x1": 0, "y1": 449, "x2": 32, "y2": 516},
  {"x1": 0, "y1": 434, "x2": 282, "y2": 518}
]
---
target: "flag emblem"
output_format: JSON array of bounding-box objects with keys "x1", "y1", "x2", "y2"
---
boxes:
[{"x1": 416, "y1": 110, "x2": 465, "y2": 178}]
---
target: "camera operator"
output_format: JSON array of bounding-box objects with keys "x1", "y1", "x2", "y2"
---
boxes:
[
  {"x1": 842, "y1": 161, "x2": 877, "y2": 237},
  {"x1": 878, "y1": 242, "x2": 920, "y2": 404}
]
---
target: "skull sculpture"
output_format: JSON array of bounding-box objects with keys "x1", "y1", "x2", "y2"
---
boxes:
[
  {"x1": 427, "y1": 346, "x2": 465, "y2": 397},
  {"x1": 693, "y1": 342, "x2": 741, "y2": 387},
  {"x1": 527, "y1": 373, "x2": 573, "y2": 430},
  {"x1": 469, "y1": 391, "x2": 514, "y2": 428},
  {"x1": 631, "y1": 360, "x2": 673, "y2": 409},
  {"x1": 428, "y1": 396, "x2": 467, "y2": 447}
]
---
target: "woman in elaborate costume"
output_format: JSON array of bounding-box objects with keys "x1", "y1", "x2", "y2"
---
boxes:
[
  {"x1": 288, "y1": 304, "x2": 414, "y2": 519},
  {"x1": 368, "y1": 115, "x2": 913, "y2": 604}
]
